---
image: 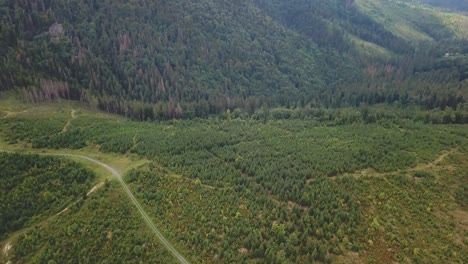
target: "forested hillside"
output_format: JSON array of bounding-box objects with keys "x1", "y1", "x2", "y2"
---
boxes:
[
  {"x1": 0, "y1": 0, "x2": 467, "y2": 119},
  {"x1": 0, "y1": 0, "x2": 359, "y2": 117},
  {"x1": 255, "y1": 0, "x2": 468, "y2": 109}
]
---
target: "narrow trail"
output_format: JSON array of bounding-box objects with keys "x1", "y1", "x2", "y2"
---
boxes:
[
  {"x1": 413, "y1": 150, "x2": 454, "y2": 171},
  {"x1": 326, "y1": 149, "x2": 457, "y2": 180},
  {"x1": 61, "y1": 109, "x2": 76, "y2": 133},
  {"x1": 3, "y1": 242, "x2": 11, "y2": 257},
  {"x1": 1, "y1": 180, "x2": 105, "y2": 261},
  {"x1": 0, "y1": 110, "x2": 28, "y2": 119}
]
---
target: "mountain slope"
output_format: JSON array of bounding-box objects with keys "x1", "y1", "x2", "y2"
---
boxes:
[
  {"x1": 254, "y1": 0, "x2": 468, "y2": 56},
  {"x1": 0, "y1": 0, "x2": 358, "y2": 112},
  {"x1": 254, "y1": 0, "x2": 468, "y2": 108},
  {"x1": 0, "y1": 0, "x2": 467, "y2": 119}
]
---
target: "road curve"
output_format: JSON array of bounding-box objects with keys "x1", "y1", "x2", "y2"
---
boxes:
[{"x1": 0, "y1": 150, "x2": 190, "y2": 264}]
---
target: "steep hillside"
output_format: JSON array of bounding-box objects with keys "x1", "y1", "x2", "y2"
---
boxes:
[
  {"x1": 0, "y1": 0, "x2": 467, "y2": 119},
  {"x1": 253, "y1": 0, "x2": 468, "y2": 109},
  {"x1": 254, "y1": 0, "x2": 413, "y2": 54},
  {"x1": 0, "y1": 0, "x2": 358, "y2": 115},
  {"x1": 254, "y1": 0, "x2": 468, "y2": 56}
]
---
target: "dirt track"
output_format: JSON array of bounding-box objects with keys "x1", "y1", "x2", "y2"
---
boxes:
[{"x1": 3, "y1": 242, "x2": 11, "y2": 257}]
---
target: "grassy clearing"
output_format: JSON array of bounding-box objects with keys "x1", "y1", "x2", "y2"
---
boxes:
[
  {"x1": 0, "y1": 95, "x2": 30, "y2": 112},
  {"x1": 0, "y1": 137, "x2": 149, "y2": 182}
]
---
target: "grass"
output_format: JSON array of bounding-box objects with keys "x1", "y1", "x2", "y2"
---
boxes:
[{"x1": 0, "y1": 94, "x2": 30, "y2": 112}]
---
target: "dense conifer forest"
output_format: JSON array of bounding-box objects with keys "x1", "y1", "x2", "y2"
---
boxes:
[{"x1": 0, "y1": 0, "x2": 467, "y2": 119}]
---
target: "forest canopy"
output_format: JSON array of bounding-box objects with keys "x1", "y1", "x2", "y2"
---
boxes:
[{"x1": 0, "y1": 0, "x2": 467, "y2": 119}]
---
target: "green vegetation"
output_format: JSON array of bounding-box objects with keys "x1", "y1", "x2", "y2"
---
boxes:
[
  {"x1": 356, "y1": 0, "x2": 452, "y2": 42},
  {"x1": 0, "y1": 0, "x2": 356, "y2": 117},
  {"x1": 0, "y1": 101, "x2": 467, "y2": 263},
  {"x1": 335, "y1": 151, "x2": 468, "y2": 263},
  {"x1": 1, "y1": 0, "x2": 467, "y2": 262},
  {"x1": 457, "y1": 183, "x2": 468, "y2": 209},
  {"x1": 0, "y1": 0, "x2": 467, "y2": 120},
  {"x1": 126, "y1": 168, "x2": 360, "y2": 263},
  {"x1": 0, "y1": 152, "x2": 94, "y2": 239},
  {"x1": 8, "y1": 180, "x2": 177, "y2": 264}
]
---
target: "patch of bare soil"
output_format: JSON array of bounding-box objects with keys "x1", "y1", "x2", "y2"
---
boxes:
[
  {"x1": 57, "y1": 182, "x2": 103, "y2": 216},
  {"x1": 3, "y1": 242, "x2": 11, "y2": 257},
  {"x1": 453, "y1": 209, "x2": 468, "y2": 232},
  {"x1": 87, "y1": 182, "x2": 104, "y2": 196},
  {"x1": 451, "y1": 209, "x2": 468, "y2": 245}
]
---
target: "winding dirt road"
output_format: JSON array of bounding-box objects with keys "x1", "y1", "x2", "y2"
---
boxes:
[{"x1": 0, "y1": 151, "x2": 189, "y2": 264}]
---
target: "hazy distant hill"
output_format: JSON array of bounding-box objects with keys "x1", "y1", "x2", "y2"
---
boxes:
[{"x1": 421, "y1": 0, "x2": 468, "y2": 11}]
